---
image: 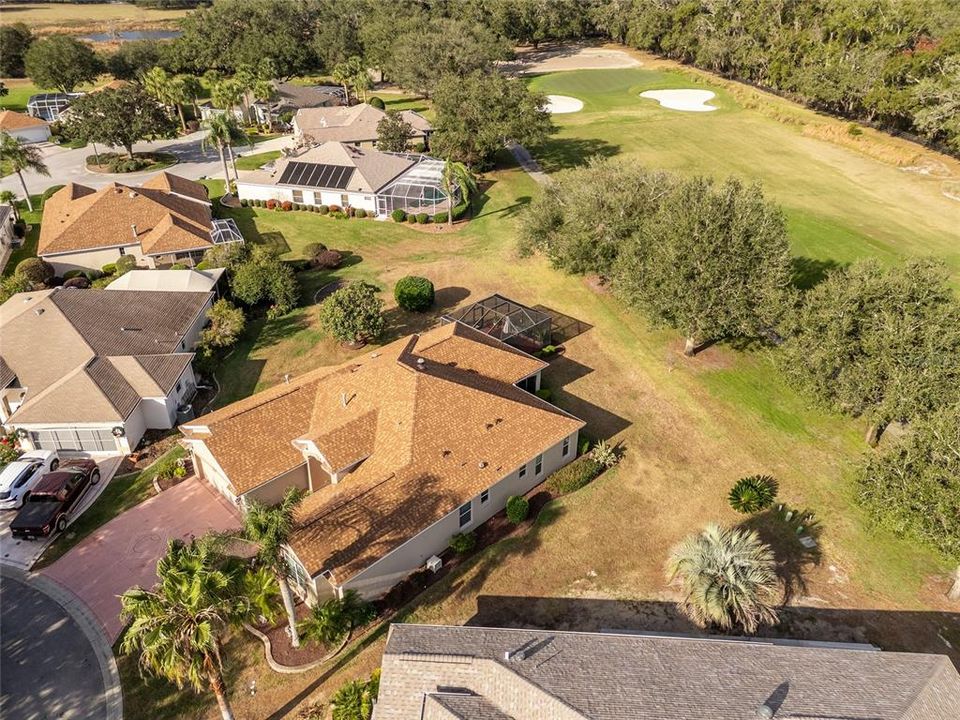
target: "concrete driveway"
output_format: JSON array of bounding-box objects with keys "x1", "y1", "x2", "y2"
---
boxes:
[
  {"x1": 42, "y1": 476, "x2": 240, "y2": 642},
  {"x1": 0, "y1": 456, "x2": 123, "y2": 571},
  {"x1": 0, "y1": 132, "x2": 293, "y2": 196}
]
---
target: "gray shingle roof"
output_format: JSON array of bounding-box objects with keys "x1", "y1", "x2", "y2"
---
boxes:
[
  {"x1": 135, "y1": 354, "x2": 193, "y2": 394},
  {"x1": 86, "y1": 357, "x2": 140, "y2": 418},
  {"x1": 428, "y1": 693, "x2": 514, "y2": 720},
  {"x1": 378, "y1": 624, "x2": 960, "y2": 720}
]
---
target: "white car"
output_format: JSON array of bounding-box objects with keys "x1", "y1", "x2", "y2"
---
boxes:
[{"x1": 0, "y1": 450, "x2": 59, "y2": 511}]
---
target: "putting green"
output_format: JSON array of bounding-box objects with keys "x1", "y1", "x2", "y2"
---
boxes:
[{"x1": 528, "y1": 68, "x2": 960, "y2": 281}]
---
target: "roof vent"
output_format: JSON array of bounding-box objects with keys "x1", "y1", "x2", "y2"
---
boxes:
[
  {"x1": 503, "y1": 648, "x2": 526, "y2": 663},
  {"x1": 129, "y1": 191, "x2": 138, "y2": 199},
  {"x1": 34, "y1": 307, "x2": 44, "y2": 316},
  {"x1": 121, "y1": 326, "x2": 142, "y2": 332},
  {"x1": 478, "y1": 461, "x2": 487, "y2": 469},
  {"x1": 756, "y1": 704, "x2": 774, "y2": 719}
]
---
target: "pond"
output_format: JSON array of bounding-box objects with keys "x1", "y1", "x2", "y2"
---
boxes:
[{"x1": 81, "y1": 30, "x2": 182, "y2": 42}]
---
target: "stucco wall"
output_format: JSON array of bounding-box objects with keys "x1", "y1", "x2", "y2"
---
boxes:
[
  {"x1": 236, "y1": 182, "x2": 378, "y2": 213},
  {"x1": 10, "y1": 125, "x2": 51, "y2": 144},
  {"x1": 189, "y1": 440, "x2": 238, "y2": 504},
  {"x1": 242, "y1": 463, "x2": 309, "y2": 506},
  {"x1": 339, "y1": 430, "x2": 579, "y2": 599},
  {"x1": 44, "y1": 244, "x2": 146, "y2": 274}
]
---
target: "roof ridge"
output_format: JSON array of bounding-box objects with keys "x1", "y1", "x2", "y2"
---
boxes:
[{"x1": 901, "y1": 655, "x2": 955, "y2": 718}]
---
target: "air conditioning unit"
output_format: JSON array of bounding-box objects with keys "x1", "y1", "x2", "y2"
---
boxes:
[{"x1": 426, "y1": 555, "x2": 443, "y2": 573}]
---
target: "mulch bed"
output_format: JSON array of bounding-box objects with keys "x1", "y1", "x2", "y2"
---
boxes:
[
  {"x1": 219, "y1": 193, "x2": 242, "y2": 209},
  {"x1": 115, "y1": 431, "x2": 182, "y2": 474},
  {"x1": 254, "y1": 601, "x2": 331, "y2": 667}
]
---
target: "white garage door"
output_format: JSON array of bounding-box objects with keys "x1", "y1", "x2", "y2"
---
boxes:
[{"x1": 30, "y1": 429, "x2": 119, "y2": 452}]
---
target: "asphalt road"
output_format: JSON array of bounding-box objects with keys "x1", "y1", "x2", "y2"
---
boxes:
[{"x1": 0, "y1": 573, "x2": 107, "y2": 720}]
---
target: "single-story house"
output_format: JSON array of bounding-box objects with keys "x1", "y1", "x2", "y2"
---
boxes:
[
  {"x1": 181, "y1": 322, "x2": 584, "y2": 602},
  {"x1": 443, "y1": 294, "x2": 553, "y2": 354},
  {"x1": 235, "y1": 142, "x2": 454, "y2": 217},
  {"x1": 106, "y1": 268, "x2": 225, "y2": 294},
  {"x1": 251, "y1": 81, "x2": 345, "y2": 126},
  {"x1": 0, "y1": 204, "x2": 15, "y2": 247},
  {"x1": 38, "y1": 172, "x2": 243, "y2": 274},
  {"x1": 375, "y1": 624, "x2": 960, "y2": 720},
  {"x1": 293, "y1": 103, "x2": 431, "y2": 148},
  {"x1": 0, "y1": 110, "x2": 51, "y2": 144},
  {"x1": 1, "y1": 287, "x2": 213, "y2": 454},
  {"x1": 26, "y1": 93, "x2": 76, "y2": 122}
]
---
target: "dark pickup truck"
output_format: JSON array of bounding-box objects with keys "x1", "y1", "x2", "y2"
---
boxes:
[{"x1": 9, "y1": 459, "x2": 100, "y2": 540}]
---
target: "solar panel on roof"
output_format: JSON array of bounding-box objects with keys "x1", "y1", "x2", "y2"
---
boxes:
[{"x1": 278, "y1": 162, "x2": 354, "y2": 190}]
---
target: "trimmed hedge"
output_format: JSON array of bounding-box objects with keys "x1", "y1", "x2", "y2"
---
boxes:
[
  {"x1": 545, "y1": 456, "x2": 603, "y2": 495},
  {"x1": 391, "y1": 209, "x2": 406, "y2": 222},
  {"x1": 394, "y1": 276, "x2": 434, "y2": 312},
  {"x1": 318, "y1": 205, "x2": 330, "y2": 215},
  {"x1": 368, "y1": 96, "x2": 385, "y2": 110},
  {"x1": 101, "y1": 263, "x2": 117, "y2": 275},
  {"x1": 506, "y1": 495, "x2": 529, "y2": 524},
  {"x1": 63, "y1": 276, "x2": 90, "y2": 289},
  {"x1": 16, "y1": 257, "x2": 54, "y2": 285},
  {"x1": 449, "y1": 532, "x2": 476, "y2": 555},
  {"x1": 355, "y1": 208, "x2": 367, "y2": 219}
]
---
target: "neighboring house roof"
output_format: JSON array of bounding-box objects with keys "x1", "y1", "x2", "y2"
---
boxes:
[
  {"x1": 106, "y1": 268, "x2": 225, "y2": 293},
  {"x1": 268, "y1": 81, "x2": 343, "y2": 110},
  {"x1": 38, "y1": 174, "x2": 216, "y2": 257},
  {"x1": 182, "y1": 322, "x2": 582, "y2": 581},
  {"x1": 0, "y1": 110, "x2": 49, "y2": 131},
  {"x1": 0, "y1": 357, "x2": 14, "y2": 388},
  {"x1": 295, "y1": 103, "x2": 431, "y2": 144},
  {"x1": 378, "y1": 624, "x2": 960, "y2": 720},
  {"x1": 0, "y1": 288, "x2": 209, "y2": 426},
  {"x1": 239, "y1": 142, "x2": 416, "y2": 194}
]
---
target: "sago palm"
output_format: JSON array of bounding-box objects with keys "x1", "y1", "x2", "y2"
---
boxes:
[
  {"x1": 665, "y1": 523, "x2": 780, "y2": 634},
  {"x1": 441, "y1": 159, "x2": 477, "y2": 229},
  {"x1": 120, "y1": 538, "x2": 252, "y2": 720},
  {"x1": 242, "y1": 488, "x2": 305, "y2": 647},
  {"x1": 1, "y1": 132, "x2": 49, "y2": 212}
]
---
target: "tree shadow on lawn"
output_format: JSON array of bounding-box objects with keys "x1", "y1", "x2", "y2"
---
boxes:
[
  {"x1": 737, "y1": 506, "x2": 823, "y2": 604},
  {"x1": 467, "y1": 595, "x2": 960, "y2": 668},
  {"x1": 791, "y1": 256, "x2": 845, "y2": 291},
  {"x1": 380, "y1": 286, "x2": 472, "y2": 341},
  {"x1": 532, "y1": 137, "x2": 621, "y2": 173}
]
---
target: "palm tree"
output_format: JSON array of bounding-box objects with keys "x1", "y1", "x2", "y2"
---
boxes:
[
  {"x1": 332, "y1": 57, "x2": 364, "y2": 106},
  {"x1": 300, "y1": 590, "x2": 374, "y2": 648},
  {"x1": 176, "y1": 74, "x2": 205, "y2": 126},
  {"x1": 665, "y1": 523, "x2": 779, "y2": 634},
  {"x1": 167, "y1": 75, "x2": 192, "y2": 133},
  {"x1": 212, "y1": 79, "x2": 246, "y2": 126},
  {"x1": 142, "y1": 66, "x2": 176, "y2": 120},
  {"x1": 120, "y1": 538, "x2": 252, "y2": 720},
  {"x1": 241, "y1": 488, "x2": 305, "y2": 648},
  {"x1": 251, "y1": 78, "x2": 276, "y2": 131},
  {"x1": 1, "y1": 132, "x2": 49, "y2": 212},
  {"x1": 202, "y1": 115, "x2": 249, "y2": 191},
  {"x1": 440, "y1": 159, "x2": 477, "y2": 230},
  {"x1": 0, "y1": 190, "x2": 19, "y2": 221}
]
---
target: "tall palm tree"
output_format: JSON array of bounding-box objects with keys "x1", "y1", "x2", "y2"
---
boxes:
[
  {"x1": 142, "y1": 66, "x2": 176, "y2": 120},
  {"x1": 167, "y1": 74, "x2": 192, "y2": 133},
  {"x1": 120, "y1": 538, "x2": 252, "y2": 720},
  {"x1": 212, "y1": 79, "x2": 246, "y2": 126},
  {"x1": 1, "y1": 132, "x2": 49, "y2": 212},
  {"x1": 251, "y1": 78, "x2": 276, "y2": 130},
  {"x1": 241, "y1": 488, "x2": 305, "y2": 648},
  {"x1": 176, "y1": 74, "x2": 205, "y2": 125},
  {"x1": 332, "y1": 58, "x2": 363, "y2": 106},
  {"x1": 440, "y1": 159, "x2": 477, "y2": 230},
  {"x1": 202, "y1": 115, "x2": 249, "y2": 191},
  {"x1": 665, "y1": 523, "x2": 779, "y2": 634}
]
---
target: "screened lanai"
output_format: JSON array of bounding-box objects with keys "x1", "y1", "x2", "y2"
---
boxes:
[
  {"x1": 443, "y1": 295, "x2": 553, "y2": 353},
  {"x1": 27, "y1": 93, "x2": 73, "y2": 122},
  {"x1": 377, "y1": 156, "x2": 454, "y2": 216}
]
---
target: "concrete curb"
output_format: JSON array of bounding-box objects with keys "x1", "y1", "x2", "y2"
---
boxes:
[
  {"x1": 244, "y1": 622, "x2": 350, "y2": 674},
  {"x1": 1, "y1": 565, "x2": 123, "y2": 720}
]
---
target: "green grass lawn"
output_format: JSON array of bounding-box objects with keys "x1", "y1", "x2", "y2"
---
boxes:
[
  {"x1": 2, "y1": 195, "x2": 41, "y2": 277},
  {"x1": 528, "y1": 68, "x2": 960, "y2": 279},
  {"x1": 234, "y1": 150, "x2": 281, "y2": 171},
  {"x1": 0, "y1": 81, "x2": 40, "y2": 113},
  {"x1": 34, "y1": 445, "x2": 186, "y2": 569}
]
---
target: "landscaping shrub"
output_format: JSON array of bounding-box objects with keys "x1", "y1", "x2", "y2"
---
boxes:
[
  {"x1": 506, "y1": 495, "x2": 529, "y2": 524},
  {"x1": 115, "y1": 255, "x2": 137, "y2": 275},
  {"x1": 291, "y1": 202, "x2": 300, "y2": 211},
  {"x1": 433, "y1": 211, "x2": 448, "y2": 224},
  {"x1": 347, "y1": 207, "x2": 356, "y2": 217},
  {"x1": 303, "y1": 242, "x2": 327, "y2": 258},
  {"x1": 330, "y1": 211, "x2": 347, "y2": 220},
  {"x1": 63, "y1": 276, "x2": 91, "y2": 289},
  {"x1": 15, "y1": 257, "x2": 54, "y2": 286},
  {"x1": 416, "y1": 213, "x2": 429, "y2": 224},
  {"x1": 314, "y1": 250, "x2": 343, "y2": 269},
  {"x1": 847, "y1": 122, "x2": 863, "y2": 136},
  {"x1": 391, "y1": 209, "x2": 407, "y2": 222},
  {"x1": 546, "y1": 456, "x2": 603, "y2": 495},
  {"x1": 535, "y1": 387, "x2": 553, "y2": 402},
  {"x1": 265, "y1": 199, "x2": 278, "y2": 210},
  {"x1": 63, "y1": 269, "x2": 86, "y2": 280},
  {"x1": 252, "y1": 198, "x2": 262, "y2": 207},
  {"x1": 589, "y1": 440, "x2": 620, "y2": 469},
  {"x1": 13, "y1": 221, "x2": 25, "y2": 239},
  {"x1": 318, "y1": 205, "x2": 330, "y2": 215},
  {"x1": 728, "y1": 475, "x2": 779, "y2": 514},
  {"x1": 281, "y1": 200, "x2": 293, "y2": 211},
  {"x1": 452, "y1": 200, "x2": 470, "y2": 220},
  {"x1": 355, "y1": 208, "x2": 367, "y2": 219},
  {"x1": 195, "y1": 261, "x2": 211, "y2": 270},
  {"x1": 394, "y1": 275, "x2": 434, "y2": 312},
  {"x1": 368, "y1": 96, "x2": 385, "y2": 110},
  {"x1": 449, "y1": 532, "x2": 476, "y2": 555},
  {"x1": 240, "y1": 198, "x2": 249, "y2": 207},
  {"x1": 328, "y1": 205, "x2": 341, "y2": 213},
  {"x1": 407, "y1": 214, "x2": 417, "y2": 223},
  {"x1": 101, "y1": 263, "x2": 117, "y2": 276},
  {"x1": 84, "y1": 269, "x2": 103, "y2": 281},
  {"x1": 169, "y1": 263, "x2": 188, "y2": 270}
]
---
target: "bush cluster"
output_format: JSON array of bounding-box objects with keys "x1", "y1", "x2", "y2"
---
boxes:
[
  {"x1": 449, "y1": 531, "x2": 476, "y2": 555},
  {"x1": 506, "y1": 495, "x2": 529, "y2": 524},
  {"x1": 391, "y1": 209, "x2": 407, "y2": 222},
  {"x1": 545, "y1": 456, "x2": 603, "y2": 495},
  {"x1": 394, "y1": 275, "x2": 434, "y2": 312}
]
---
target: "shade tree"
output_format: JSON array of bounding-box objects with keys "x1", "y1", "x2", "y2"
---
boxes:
[
  {"x1": 65, "y1": 85, "x2": 177, "y2": 158},
  {"x1": 230, "y1": 245, "x2": 298, "y2": 319},
  {"x1": 318, "y1": 282, "x2": 385, "y2": 344},
  {"x1": 0, "y1": 23, "x2": 34, "y2": 78},
  {"x1": 24, "y1": 35, "x2": 100, "y2": 93}
]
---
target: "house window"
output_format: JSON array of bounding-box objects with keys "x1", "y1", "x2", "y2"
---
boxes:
[
  {"x1": 340, "y1": 193, "x2": 350, "y2": 207},
  {"x1": 518, "y1": 463, "x2": 527, "y2": 480},
  {"x1": 480, "y1": 489, "x2": 489, "y2": 505},
  {"x1": 175, "y1": 381, "x2": 182, "y2": 394},
  {"x1": 458, "y1": 501, "x2": 472, "y2": 528},
  {"x1": 118, "y1": 247, "x2": 126, "y2": 256},
  {"x1": 282, "y1": 547, "x2": 310, "y2": 591},
  {"x1": 292, "y1": 189, "x2": 304, "y2": 203},
  {"x1": 535, "y1": 454, "x2": 543, "y2": 476},
  {"x1": 562, "y1": 437, "x2": 570, "y2": 457}
]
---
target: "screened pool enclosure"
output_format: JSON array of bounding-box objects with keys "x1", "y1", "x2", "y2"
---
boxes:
[
  {"x1": 27, "y1": 93, "x2": 74, "y2": 122},
  {"x1": 377, "y1": 155, "x2": 455, "y2": 216},
  {"x1": 443, "y1": 295, "x2": 553, "y2": 353}
]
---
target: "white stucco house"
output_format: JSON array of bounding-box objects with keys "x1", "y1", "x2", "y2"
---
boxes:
[
  {"x1": 235, "y1": 141, "x2": 454, "y2": 218},
  {"x1": 1, "y1": 287, "x2": 212, "y2": 455},
  {"x1": 0, "y1": 110, "x2": 51, "y2": 144},
  {"x1": 181, "y1": 321, "x2": 584, "y2": 602}
]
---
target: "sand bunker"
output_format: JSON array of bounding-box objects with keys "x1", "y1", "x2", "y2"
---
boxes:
[
  {"x1": 503, "y1": 46, "x2": 642, "y2": 74},
  {"x1": 546, "y1": 95, "x2": 584, "y2": 114},
  {"x1": 640, "y1": 89, "x2": 718, "y2": 112}
]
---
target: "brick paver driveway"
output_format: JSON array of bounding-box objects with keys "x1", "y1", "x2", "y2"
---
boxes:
[{"x1": 41, "y1": 477, "x2": 240, "y2": 642}]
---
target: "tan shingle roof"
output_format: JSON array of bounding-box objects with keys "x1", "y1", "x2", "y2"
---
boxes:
[
  {"x1": 295, "y1": 104, "x2": 431, "y2": 144},
  {"x1": 0, "y1": 357, "x2": 15, "y2": 388},
  {"x1": 0, "y1": 110, "x2": 48, "y2": 131},
  {"x1": 380, "y1": 624, "x2": 960, "y2": 720},
  {"x1": 38, "y1": 179, "x2": 214, "y2": 256},
  {"x1": 141, "y1": 171, "x2": 211, "y2": 203},
  {"x1": 185, "y1": 323, "x2": 582, "y2": 580}
]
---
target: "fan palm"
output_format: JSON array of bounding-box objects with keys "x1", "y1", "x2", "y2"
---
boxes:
[
  {"x1": 441, "y1": 159, "x2": 477, "y2": 229},
  {"x1": 1, "y1": 132, "x2": 49, "y2": 211},
  {"x1": 330, "y1": 678, "x2": 376, "y2": 720},
  {"x1": 212, "y1": 79, "x2": 246, "y2": 124},
  {"x1": 241, "y1": 488, "x2": 305, "y2": 647},
  {"x1": 142, "y1": 67, "x2": 178, "y2": 125},
  {"x1": 0, "y1": 190, "x2": 19, "y2": 221},
  {"x1": 120, "y1": 538, "x2": 252, "y2": 720},
  {"x1": 202, "y1": 115, "x2": 250, "y2": 190},
  {"x1": 176, "y1": 74, "x2": 205, "y2": 123},
  {"x1": 299, "y1": 590, "x2": 373, "y2": 647},
  {"x1": 666, "y1": 523, "x2": 780, "y2": 633}
]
